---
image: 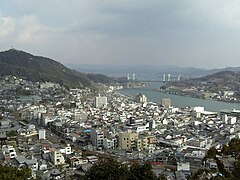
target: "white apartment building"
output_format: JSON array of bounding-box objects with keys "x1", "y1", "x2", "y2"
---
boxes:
[
  {"x1": 50, "y1": 151, "x2": 65, "y2": 166},
  {"x1": 95, "y1": 95, "x2": 107, "y2": 108},
  {"x1": 136, "y1": 93, "x2": 147, "y2": 103},
  {"x1": 103, "y1": 138, "x2": 116, "y2": 149}
]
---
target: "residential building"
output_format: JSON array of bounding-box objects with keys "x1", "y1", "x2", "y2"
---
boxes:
[
  {"x1": 103, "y1": 138, "x2": 116, "y2": 149},
  {"x1": 91, "y1": 129, "x2": 104, "y2": 149},
  {"x1": 95, "y1": 95, "x2": 107, "y2": 108},
  {"x1": 161, "y1": 98, "x2": 171, "y2": 108},
  {"x1": 118, "y1": 131, "x2": 138, "y2": 150},
  {"x1": 60, "y1": 144, "x2": 72, "y2": 155},
  {"x1": 2, "y1": 145, "x2": 17, "y2": 159},
  {"x1": 136, "y1": 93, "x2": 147, "y2": 103},
  {"x1": 50, "y1": 151, "x2": 65, "y2": 166}
]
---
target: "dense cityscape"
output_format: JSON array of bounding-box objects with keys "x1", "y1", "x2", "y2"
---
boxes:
[{"x1": 1, "y1": 74, "x2": 240, "y2": 179}]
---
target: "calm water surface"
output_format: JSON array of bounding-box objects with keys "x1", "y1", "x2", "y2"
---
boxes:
[{"x1": 118, "y1": 82, "x2": 240, "y2": 112}]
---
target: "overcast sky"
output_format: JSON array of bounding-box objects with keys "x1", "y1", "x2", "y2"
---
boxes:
[{"x1": 1, "y1": 0, "x2": 240, "y2": 68}]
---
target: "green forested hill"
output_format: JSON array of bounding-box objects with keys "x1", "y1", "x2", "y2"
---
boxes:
[{"x1": 0, "y1": 49, "x2": 111, "y2": 88}]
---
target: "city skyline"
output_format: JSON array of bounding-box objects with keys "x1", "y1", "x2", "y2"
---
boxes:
[{"x1": 1, "y1": 0, "x2": 240, "y2": 68}]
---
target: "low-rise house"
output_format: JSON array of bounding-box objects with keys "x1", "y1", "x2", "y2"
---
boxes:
[
  {"x1": 206, "y1": 158, "x2": 217, "y2": 169},
  {"x1": 186, "y1": 138, "x2": 208, "y2": 148},
  {"x1": 177, "y1": 162, "x2": 191, "y2": 178},
  {"x1": 184, "y1": 150, "x2": 205, "y2": 170},
  {"x1": 68, "y1": 154, "x2": 88, "y2": 167},
  {"x1": 67, "y1": 132, "x2": 79, "y2": 142},
  {"x1": 15, "y1": 155, "x2": 38, "y2": 171},
  {"x1": 38, "y1": 160, "x2": 48, "y2": 171},
  {"x1": 86, "y1": 155, "x2": 98, "y2": 164},
  {"x1": 59, "y1": 144, "x2": 72, "y2": 155},
  {"x1": 2, "y1": 145, "x2": 17, "y2": 159}
]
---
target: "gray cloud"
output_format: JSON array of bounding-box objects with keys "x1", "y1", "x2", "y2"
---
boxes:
[{"x1": 1, "y1": 0, "x2": 240, "y2": 68}]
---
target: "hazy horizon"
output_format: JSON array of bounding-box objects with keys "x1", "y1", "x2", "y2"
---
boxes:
[{"x1": 1, "y1": 1, "x2": 240, "y2": 69}]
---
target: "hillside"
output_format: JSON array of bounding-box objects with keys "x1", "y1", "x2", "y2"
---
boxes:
[
  {"x1": 86, "y1": 73, "x2": 113, "y2": 84},
  {"x1": 196, "y1": 70, "x2": 240, "y2": 83},
  {"x1": 0, "y1": 49, "x2": 111, "y2": 88}
]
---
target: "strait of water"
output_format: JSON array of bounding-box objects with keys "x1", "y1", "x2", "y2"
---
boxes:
[{"x1": 118, "y1": 82, "x2": 240, "y2": 112}]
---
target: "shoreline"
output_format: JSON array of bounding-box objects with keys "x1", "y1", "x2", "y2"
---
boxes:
[
  {"x1": 154, "y1": 88, "x2": 240, "y2": 105},
  {"x1": 114, "y1": 90, "x2": 134, "y2": 100}
]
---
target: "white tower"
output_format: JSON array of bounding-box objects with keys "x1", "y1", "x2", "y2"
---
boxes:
[{"x1": 127, "y1": 74, "x2": 130, "y2": 81}]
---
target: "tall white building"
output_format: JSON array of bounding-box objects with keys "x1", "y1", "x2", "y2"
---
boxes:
[
  {"x1": 136, "y1": 93, "x2": 147, "y2": 103},
  {"x1": 39, "y1": 129, "x2": 46, "y2": 140},
  {"x1": 95, "y1": 95, "x2": 107, "y2": 108}
]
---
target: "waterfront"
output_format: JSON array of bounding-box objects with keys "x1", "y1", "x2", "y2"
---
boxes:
[{"x1": 118, "y1": 82, "x2": 240, "y2": 112}]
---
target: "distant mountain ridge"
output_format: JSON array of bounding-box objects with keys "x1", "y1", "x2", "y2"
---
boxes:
[
  {"x1": 69, "y1": 63, "x2": 240, "y2": 80},
  {"x1": 0, "y1": 49, "x2": 112, "y2": 88}
]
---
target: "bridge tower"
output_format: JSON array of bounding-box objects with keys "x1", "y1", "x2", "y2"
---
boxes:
[
  {"x1": 163, "y1": 74, "x2": 166, "y2": 82},
  {"x1": 178, "y1": 75, "x2": 181, "y2": 81},
  {"x1": 167, "y1": 74, "x2": 171, "y2": 81}
]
